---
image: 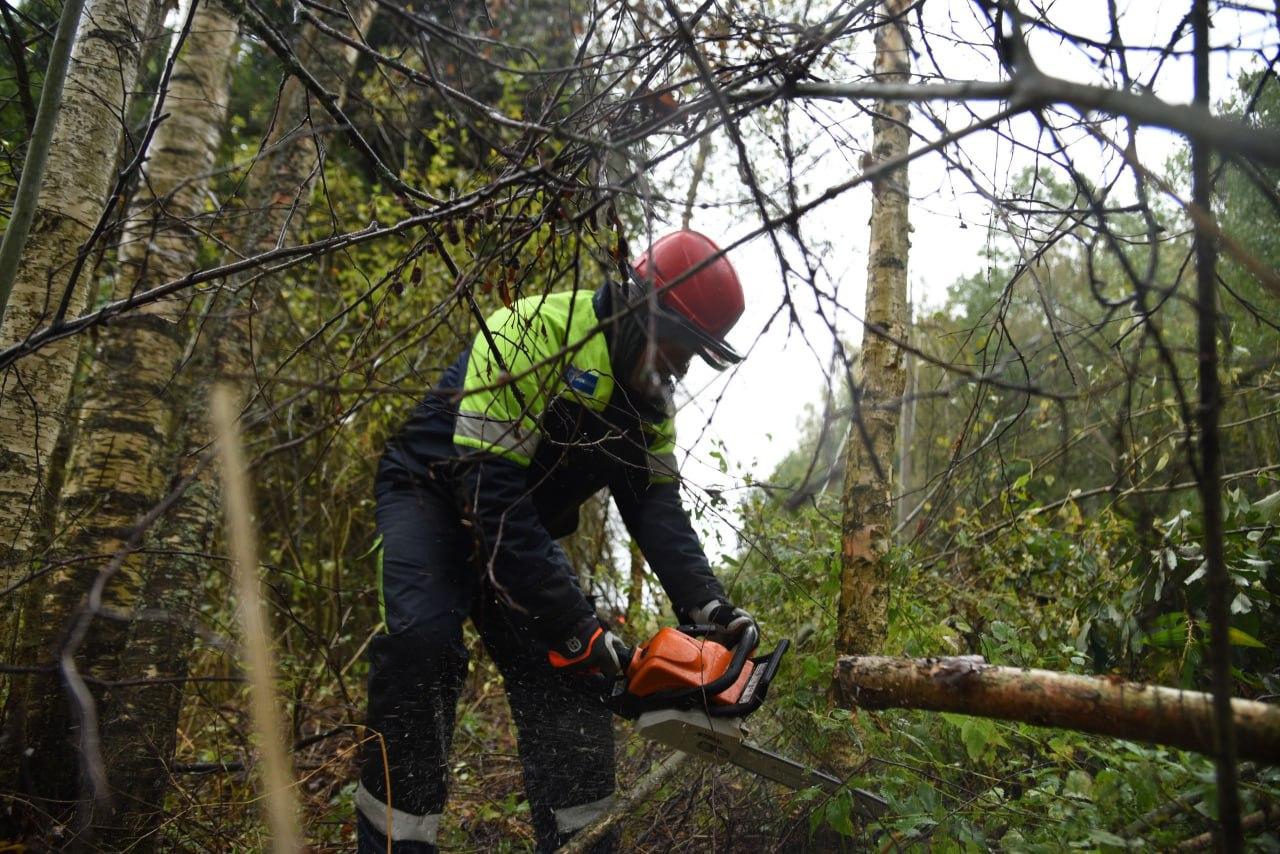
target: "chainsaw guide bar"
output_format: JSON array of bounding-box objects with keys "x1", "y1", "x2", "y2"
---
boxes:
[{"x1": 607, "y1": 625, "x2": 889, "y2": 817}]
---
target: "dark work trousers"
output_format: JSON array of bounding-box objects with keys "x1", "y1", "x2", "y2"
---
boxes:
[{"x1": 357, "y1": 477, "x2": 618, "y2": 853}]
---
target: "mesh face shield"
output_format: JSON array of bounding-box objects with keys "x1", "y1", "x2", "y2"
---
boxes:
[{"x1": 624, "y1": 267, "x2": 743, "y2": 370}]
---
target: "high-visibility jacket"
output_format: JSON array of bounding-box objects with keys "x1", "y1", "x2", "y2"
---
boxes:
[{"x1": 379, "y1": 287, "x2": 726, "y2": 643}]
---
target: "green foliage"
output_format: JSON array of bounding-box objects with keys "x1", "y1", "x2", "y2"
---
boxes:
[
  {"x1": 0, "y1": 0, "x2": 60, "y2": 214},
  {"x1": 730, "y1": 467, "x2": 1280, "y2": 847},
  {"x1": 721, "y1": 87, "x2": 1280, "y2": 839}
]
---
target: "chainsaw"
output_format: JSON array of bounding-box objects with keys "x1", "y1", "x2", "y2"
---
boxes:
[{"x1": 604, "y1": 624, "x2": 887, "y2": 819}]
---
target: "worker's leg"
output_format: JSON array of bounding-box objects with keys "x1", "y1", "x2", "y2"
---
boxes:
[
  {"x1": 474, "y1": 590, "x2": 619, "y2": 853},
  {"x1": 357, "y1": 479, "x2": 475, "y2": 854}
]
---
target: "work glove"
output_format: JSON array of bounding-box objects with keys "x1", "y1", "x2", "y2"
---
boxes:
[
  {"x1": 686, "y1": 599, "x2": 758, "y2": 647},
  {"x1": 547, "y1": 616, "x2": 633, "y2": 677}
]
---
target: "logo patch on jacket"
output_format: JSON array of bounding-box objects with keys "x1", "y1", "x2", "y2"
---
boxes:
[{"x1": 564, "y1": 365, "x2": 598, "y2": 395}]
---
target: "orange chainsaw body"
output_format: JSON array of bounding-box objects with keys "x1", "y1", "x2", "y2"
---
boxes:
[{"x1": 625, "y1": 627, "x2": 755, "y2": 706}]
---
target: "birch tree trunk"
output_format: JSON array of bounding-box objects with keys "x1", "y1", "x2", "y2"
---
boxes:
[
  {"x1": 0, "y1": 0, "x2": 160, "y2": 828},
  {"x1": 896, "y1": 302, "x2": 917, "y2": 537},
  {"x1": 101, "y1": 7, "x2": 379, "y2": 844},
  {"x1": 96, "y1": 7, "x2": 376, "y2": 843},
  {"x1": 837, "y1": 0, "x2": 911, "y2": 655},
  {"x1": 0, "y1": 0, "x2": 160, "y2": 568},
  {"x1": 6, "y1": 1, "x2": 242, "y2": 839}
]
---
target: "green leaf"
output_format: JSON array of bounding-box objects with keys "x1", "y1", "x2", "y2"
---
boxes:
[
  {"x1": 1088, "y1": 828, "x2": 1130, "y2": 848},
  {"x1": 961, "y1": 717, "x2": 999, "y2": 762},
  {"x1": 1143, "y1": 627, "x2": 1185, "y2": 648},
  {"x1": 825, "y1": 797, "x2": 855, "y2": 837},
  {"x1": 1064, "y1": 769, "x2": 1093, "y2": 799},
  {"x1": 1227, "y1": 626, "x2": 1266, "y2": 647}
]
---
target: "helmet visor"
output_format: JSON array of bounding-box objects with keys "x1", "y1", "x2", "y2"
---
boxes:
[
  {"x1": 624, "y1": 266, "x2": 744, "y2": 371},
  {"x1": 652, "y1": 303, "x2": 743, "y2": 370}
]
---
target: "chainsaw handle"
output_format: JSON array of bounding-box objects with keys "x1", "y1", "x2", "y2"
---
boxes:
[
  {"x1": 715, "y1": 622, "x2": 758, "y2": 689},
  {"x1": 677, "y1": 622, "x2": 759, "y2": 654}
]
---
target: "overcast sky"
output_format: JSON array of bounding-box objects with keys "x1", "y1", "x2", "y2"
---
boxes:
[{"x1": 646, "y1": 1, "x2": 1277, "y2": 558}]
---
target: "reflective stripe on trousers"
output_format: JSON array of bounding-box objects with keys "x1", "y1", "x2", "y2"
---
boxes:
[
  {"x1": 356, "y1": 782, "x2": 442, "y2": 845},
  {"x1": 553, "y1": 793, "x2": 616, "y2": 834}
]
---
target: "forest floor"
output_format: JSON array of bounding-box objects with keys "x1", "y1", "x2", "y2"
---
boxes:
[{"x1": 167, "y1": 648, "x2": 841, "y2": 851}]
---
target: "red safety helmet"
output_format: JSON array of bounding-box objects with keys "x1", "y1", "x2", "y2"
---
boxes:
[{"x1": 631, "y1": 230, "x2": 745, "y2": 369}]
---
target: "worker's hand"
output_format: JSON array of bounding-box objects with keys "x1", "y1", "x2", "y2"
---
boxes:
[
  {"x1": 687, "y1": 599, "x2": 758, "y2": 647},
  {"x1": 547, "y1": 617, "x2": 633, "y2": 677}
]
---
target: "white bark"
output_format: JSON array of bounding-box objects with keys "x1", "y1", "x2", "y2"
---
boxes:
[
  {"x1": 0, "y1": 0, "x2": 161, "y2": 561},
  {"x1": 56, "y1": 0, "x2": 241, "y2": 617}
]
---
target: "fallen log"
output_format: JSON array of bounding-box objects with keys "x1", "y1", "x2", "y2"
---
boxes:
[{"x1": 833, "y1": 656, "x2": 1280, "y2": 763}]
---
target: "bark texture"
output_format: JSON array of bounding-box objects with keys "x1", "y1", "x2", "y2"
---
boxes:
[
  {"x1": 837, "y1": 0, "x2": 911, "y2": 655},
  {"x1": 0, "y1": 0, "x2": 160, "y2": 831},
  {"x1": 14, "y1": 1, "x2": 241, "y2": 840},
  {"x1": 832, "y1": 655, "x2": 1280, "y2": 763},
  {"x1": 0, "y1": 0, "x2": 160, "y2": 563},
  {"x1": 76, "y1": 5, "x2": 376, "y2": 841},
  {"x1": 44, "y1": 0, "x2": 239, "y2": 680},
  {"x1": 96, "y1": 5, "x2": 378, "y2": 843}
]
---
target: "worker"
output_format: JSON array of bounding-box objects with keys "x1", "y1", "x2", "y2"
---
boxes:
[{"x1": 356, "y1": 230, "x2": 757, "y2": 853}]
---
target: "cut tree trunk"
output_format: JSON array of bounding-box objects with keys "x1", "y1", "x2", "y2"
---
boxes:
[
  {"x1": 832, "y1": 655, "x2": 1280, "y2": 763},
  {"x1": 837, "y1": 0, "x2": 911, "y2": 655}
]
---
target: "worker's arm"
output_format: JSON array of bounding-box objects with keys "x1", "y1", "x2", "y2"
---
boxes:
[{"x1": 613, "y1": 420, "x2": 756, "y2": 642}]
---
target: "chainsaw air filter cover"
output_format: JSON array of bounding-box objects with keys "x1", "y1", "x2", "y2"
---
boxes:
[{"x1": 626, "y1": 627, "x2": 755, "y2": 705}]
